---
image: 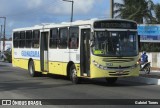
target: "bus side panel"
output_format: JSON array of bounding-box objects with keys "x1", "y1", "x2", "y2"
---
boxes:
[
  {"x1": 12, "y1": 58, "x2": 41, "y2": 71},
  {"x1": 48, "y1": 49, "x2": 80, "y2": 76},
  {"x1": 19, "y1": 59, "x2": 28, "y2": 70},
  {"x1": 34, "y1": 60, "x2": 41, "y2": 72},
  {"x1": 48, "y1": 61, "x2": 65, "y2": 75}
]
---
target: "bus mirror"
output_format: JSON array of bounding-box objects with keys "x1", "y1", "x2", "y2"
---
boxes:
[{"x1": 90, "y1": 41, "x2": 95, "y2": 47}]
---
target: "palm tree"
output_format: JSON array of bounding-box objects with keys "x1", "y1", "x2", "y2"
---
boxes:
[
  {"x1": 114, "y1": 0, "x2": 154, "y2": 24},
  {"x1": 154, "y1": 3, "x2": 160, "y2": 23}
]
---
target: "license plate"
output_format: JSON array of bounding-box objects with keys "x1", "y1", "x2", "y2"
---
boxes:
[{"x1": 116, "y1": 71, "x2": 124, "y2": 74}]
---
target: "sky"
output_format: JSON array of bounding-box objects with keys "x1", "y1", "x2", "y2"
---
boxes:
[{"x1": 0, "y1": 0, "x2": 159, "y2": 38}]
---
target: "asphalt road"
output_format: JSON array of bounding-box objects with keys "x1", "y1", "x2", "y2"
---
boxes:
[{"x1": 0, "y1": 62, "x2": 160, "y2": 108}]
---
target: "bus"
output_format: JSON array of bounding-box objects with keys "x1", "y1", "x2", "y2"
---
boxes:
[{"x1": 12, "y1": 19, "x2": 140, "y2": 84}]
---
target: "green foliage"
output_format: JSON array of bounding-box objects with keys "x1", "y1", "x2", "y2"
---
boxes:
[
  {"x1": 140, "y1": 42, "x2": 160, "y2": 52},
  {"x1": 4, "y1": 50, "x2": 12, "y2": 63},
  {"x1": 114, "y1": 0, "x2": 155, "y2": 24},
  {"x1": 154, "y1": 4, "x2": 160, "y2": 24}
]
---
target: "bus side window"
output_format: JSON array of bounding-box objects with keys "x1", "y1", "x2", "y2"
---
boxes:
[
  {"x1": 13, "y1": 32, "x2": 20, "y2": 48},
  {"x1": 69, "y1": 27, "x2": 79, "y2": 49},
  {"x1": 20, "y1": 31, "x2": 25, "y2": 48},
  {"x1": 50, "y1": 28, "x2": 58, "y2": 49},
  {"x1": 32, "y1": 30, "x2": 40, "y2": 48},
  {"x1": 26, "y1": 30, "x2": 32, "y2": 48},
  {"x1": 59, "y1": 28, "x2": 68, "y2": 49}
]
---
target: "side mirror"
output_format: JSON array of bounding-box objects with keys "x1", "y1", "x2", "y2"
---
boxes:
[{"x1": 90, "y1": 40, "x2": 95, "y2": 47}]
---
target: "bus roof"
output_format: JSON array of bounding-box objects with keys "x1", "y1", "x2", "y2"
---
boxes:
[{"x1": 13, "y1": 18, "x2": 137, "y2": 32}]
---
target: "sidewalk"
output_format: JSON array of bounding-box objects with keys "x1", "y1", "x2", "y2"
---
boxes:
[
  {"x1": 0, "y1": 61, "x2": 12, "y2": 67},
  {"x1": 140, "y1": 67, "x2": 160, "y2": 79},
  {"x1": 120, "y1": 69, "x2": 160, "y2": 85}
]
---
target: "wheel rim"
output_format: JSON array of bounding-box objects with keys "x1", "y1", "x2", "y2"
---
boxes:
[
  {"x1": 144, "y1": 67, "x2": 149, "y2": 74},
  {"x1": 72, "y1": 69, "x2": 77, "y2": 81},
  {"x1": 29, "y1": 63, "x2": 33, "y2": 75}
]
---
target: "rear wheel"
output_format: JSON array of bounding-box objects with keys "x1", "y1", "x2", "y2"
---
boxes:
[
  {"x1": 70, "y1": 64, "x2": 80, "y2": 84},
  {"x1": 106, "y1": 77, "x2": 118, "y2": 84},
  {"x1": 28, "y1": 61, "x2": 40, "y2": 77}
]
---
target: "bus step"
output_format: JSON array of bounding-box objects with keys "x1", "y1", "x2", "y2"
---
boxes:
[
  {"x1": 83, "y1": 73, "x2": 87, "y2": 76},
  {"x1": 42, "y1": 72, "x2": 48, "y2": 75}
]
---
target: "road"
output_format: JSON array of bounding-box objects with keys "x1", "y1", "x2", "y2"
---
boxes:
[{"x1": 0, "y1": 62, "x2": 160, "y2": 108}]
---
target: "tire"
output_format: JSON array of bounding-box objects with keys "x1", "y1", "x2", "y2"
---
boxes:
[
  {"x1": 144, "y1": 66, "x2": 150, "y2": 74},
  {"x1": 106, "y1": 77, "x2": 118, "y2": 84},
  {"x1": 28, "y1": 61, "x2": 39, "y2": 77},
  {"x1": 70, "y1": 64, "x2": 80, "y2": 84}
]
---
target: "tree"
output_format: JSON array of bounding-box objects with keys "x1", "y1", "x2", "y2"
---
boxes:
[
  {"x1": 114, "y1": 0, "x2": 154, "y2": 24},
  {"x1": 154, "y1": 3, "x2": 160, "y2": 24}
]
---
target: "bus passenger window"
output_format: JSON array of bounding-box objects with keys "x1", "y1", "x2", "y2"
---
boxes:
[
  {"x1": 50, "y1": 28, "x2": 58, "y2": 48},
  {"x1": 13, "y1": 32, "x2": 20, "y2": 48},
  {"x1": 32, "y1": 30, "x2": 40, "y2": 48},
  {"x1": 69, "y1": 27, "x2": 79, "y2": 49},
  {"x1": 26, "y1": 31, "x2": 32, "y2": 48},
  {"x1": 59, "y1": 28, "x2": 68, "y2": 49},
  {"x1": 19, "y1": 31, "x2": 25, "y2": 48}
]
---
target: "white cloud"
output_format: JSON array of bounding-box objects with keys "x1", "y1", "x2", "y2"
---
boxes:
[
  {"x1": 8, "y1": 21, "x2": 15, "y2": 28},
  {"x1": 114, "y1": 0, "x2": 123, "y2": 3},
  {"x1": 27, "y1": 0, "x2": 43, "y2": 9},
  {"x1": 47, "y1": 0, "x2": 96, "y2": 15}
]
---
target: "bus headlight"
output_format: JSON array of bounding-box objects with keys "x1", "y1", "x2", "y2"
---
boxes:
[{"x1": 92, "y1": 60, "x2": 107, "y2": 70}]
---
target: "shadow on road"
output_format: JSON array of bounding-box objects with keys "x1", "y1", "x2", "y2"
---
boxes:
[
  {"x1": 0, "y1": 73, "x2": 151, "y2": 92},
  {"x1": 0, "y1": 80, "x2": 73, "y2": 92},
  {"x1": 78, "y1": 78, "x2": 152, "y2": 87},
  {"x1": 0, "y1": 63, "x2": 153, "y2": 92},
  {"x1": 0, "y1": 64, "x2": 8, "y2": 67}
]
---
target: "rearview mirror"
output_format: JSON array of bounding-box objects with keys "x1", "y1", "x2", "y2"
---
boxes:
[{"x1": 90, "y1": 40, "x2": 95, "y2": 47}]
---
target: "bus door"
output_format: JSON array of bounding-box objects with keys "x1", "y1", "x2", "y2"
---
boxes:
[
  {"x1": 40, "y1": 32, "x2": 49, "y2": 72},
  {"x1": 80, "y1": 29, "x2": 91, "y2": 77}
]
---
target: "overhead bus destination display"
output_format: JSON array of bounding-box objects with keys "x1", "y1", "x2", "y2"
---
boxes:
[{"x1": 94, "y1": 20, "x2": 137, "y2": 29}]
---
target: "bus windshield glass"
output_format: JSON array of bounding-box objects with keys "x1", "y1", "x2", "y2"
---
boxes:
[{"x1": 92, "y1": 31, "x2": 138, "y2": 57}]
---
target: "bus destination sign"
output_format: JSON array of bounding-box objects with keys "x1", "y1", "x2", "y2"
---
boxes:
[{"x1": 94, "y1": 21, "x2": 137, "y2": 29}]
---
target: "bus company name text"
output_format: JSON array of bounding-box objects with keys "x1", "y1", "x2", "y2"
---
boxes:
[{"x1": 21, "y1": 51, "x2": 40, "y2": 57}]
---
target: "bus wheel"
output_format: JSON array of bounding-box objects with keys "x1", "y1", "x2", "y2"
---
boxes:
[
  {"x1": 28, "y1": 61, "x2": 38, "y2": 77},
  {"x1": 106, "y1": 77, "x2": 118, "y2": 84},
  {"x1": 70, "y1": 64, "x2": 79, "y2": 84}
]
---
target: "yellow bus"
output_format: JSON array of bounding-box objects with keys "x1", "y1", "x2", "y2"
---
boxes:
[{"x1": 12, "y1": 19, "x2": 140, "y2": 84}]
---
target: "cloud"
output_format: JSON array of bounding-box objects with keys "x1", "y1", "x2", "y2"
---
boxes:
[
  {"x1": 47, "y1": 0, "x2": 96, "y2": 15},
  {"x1": 0, "y1": 0, "x2": 108, "y2": 36},
  {"x1": 27, "y1": 0, "x2": 43, "y2": 9},
  {"x1": 114, "y1": 0, "x2": 123, "y2": 3}
]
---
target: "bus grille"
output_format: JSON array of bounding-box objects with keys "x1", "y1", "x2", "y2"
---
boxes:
[
  {"x1": 109, "y1": 71, "x2": 129, "y2": 76},
  {"x1": 103, "y1": 58, "x2": 135, "y2": 63}
]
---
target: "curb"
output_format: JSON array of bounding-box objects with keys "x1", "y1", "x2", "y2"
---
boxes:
[{"x1": 119, "y1": 77, "x2": 160, "y2": 85}]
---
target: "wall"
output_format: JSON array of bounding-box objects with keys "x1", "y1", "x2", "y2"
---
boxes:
[
  {"x1": 142, "y1": 52, "x2": 160, "y2": 68},
  {"x1": 0, "y1": 41, "x2": 12, "y2": 51}
]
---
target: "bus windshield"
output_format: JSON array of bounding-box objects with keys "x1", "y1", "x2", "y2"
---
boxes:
[{"x1": 92, "y1": 31, "x2": 138, "y2": 57}]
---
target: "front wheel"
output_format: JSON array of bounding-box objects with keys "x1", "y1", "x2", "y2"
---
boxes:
[
  {"x1": 106, "y1": 77, "x2": 118, "y2": 84},
  {"x1": 28, "y1": 61, "x2": 40, "y2": 77},
  {"x1": 70, "y1": 64, "x2": 80, "y2": 84}
]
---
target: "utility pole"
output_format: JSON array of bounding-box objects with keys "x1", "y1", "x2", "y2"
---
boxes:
[
  {"x1": 110, "y1": 0, "x2": 114, "y2": 18},
  {"x1": 0, "y1": 25, "x2": 2, "y2": 52},
  {"x1": 0, "y1": 17, "x2": 6, "y2": 51},
  {"x1": 63, "y1": 0, "x2": 74, "y2": 22}
]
